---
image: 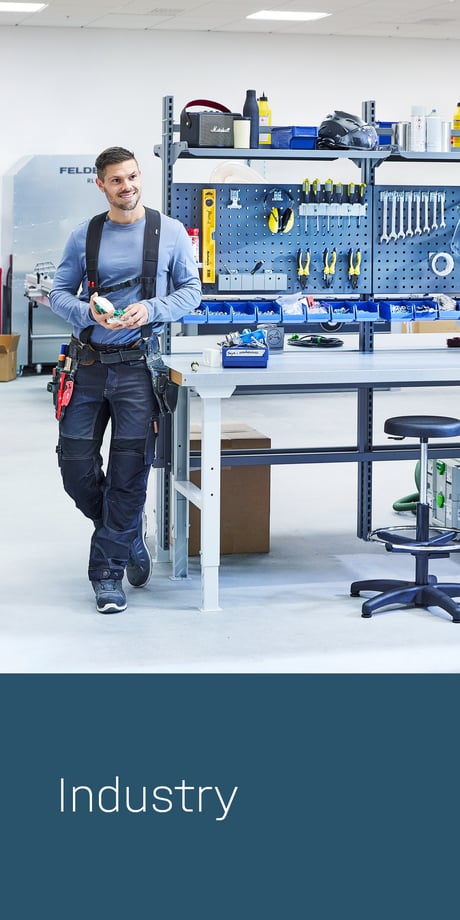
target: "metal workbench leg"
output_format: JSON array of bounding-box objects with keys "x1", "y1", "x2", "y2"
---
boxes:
[
  {"x1": 171, "y1": 386, "x2": 190, "y2": 580},
  {"x1": 357, "y1": 386, "x2": 374, "y2": 539},
  {"x1": 199, "y1": 395, "x2": 223, "y2": 612}
]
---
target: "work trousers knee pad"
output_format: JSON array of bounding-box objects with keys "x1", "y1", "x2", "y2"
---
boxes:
[{"x1": 57, "y1": 435, "x2": 105, "y2": 522}]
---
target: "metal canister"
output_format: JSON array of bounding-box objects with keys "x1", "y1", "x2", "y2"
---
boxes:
[{"x1": 392, "y1": 122, "x2": 410, "y2": 150}]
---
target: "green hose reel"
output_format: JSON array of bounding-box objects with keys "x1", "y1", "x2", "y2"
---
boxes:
[{"x1": 392, "y1": 460, "x2": 445, "y2": 514}]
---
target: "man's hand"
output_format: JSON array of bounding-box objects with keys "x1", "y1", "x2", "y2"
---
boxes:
[
  {"x1": 89, "y1": 292, "x2": 114, "y2": 327},
  {"x1": 120, "y1": 302, "x2": 149, "y2": 328}
]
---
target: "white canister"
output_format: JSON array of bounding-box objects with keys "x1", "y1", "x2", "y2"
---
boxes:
[
  {"x1": 410, "y1": 105, "x2": 426, "y2": 152},
  {"x1": 426, "y1": 109, "x2": 442, "y2": 152}
]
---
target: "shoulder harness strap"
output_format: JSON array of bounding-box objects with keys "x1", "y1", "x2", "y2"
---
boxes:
[{"x1": 85, "y1": 207, "x2": 161, "y2": 300}]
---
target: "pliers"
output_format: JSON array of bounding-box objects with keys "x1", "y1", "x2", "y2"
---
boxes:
[
  {"x1": 297, "y1": 248, "x2": 310, "y2": 290},
  {"x1": 348, "y1": 248, "x2": 361, "y2": 289},
  {"x1": 323, "y1": 248, "x2": 337, "y2": 288}
]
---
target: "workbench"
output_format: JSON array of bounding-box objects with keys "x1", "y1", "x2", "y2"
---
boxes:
[{"x1": 163, "y1": 334, "x2": 460, "y2": 611}]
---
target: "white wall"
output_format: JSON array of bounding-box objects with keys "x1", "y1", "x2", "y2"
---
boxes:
[{"x1": 1, "y1": 24, "x2": 460, "y2": 266}]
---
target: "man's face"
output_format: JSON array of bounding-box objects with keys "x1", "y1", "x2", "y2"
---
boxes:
[{"x1": 96, "y1": 158, "x2": 142, "y2": 213}]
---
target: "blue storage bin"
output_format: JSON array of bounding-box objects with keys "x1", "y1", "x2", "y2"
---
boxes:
[
  {"x1": 354, "y1": 300, "x2": 379, "y2": 321},
  {"x1": 271, "y1": 126, "x2": 317, "y2": 149},
  {"x1": 378, "y1": 300, "x2": 414, "y2": 322},
  {"x1": 329, "y1": 301, "x2": 355, "y2": 323},
  {"x1": 222, "y1": 345, "x2": 269, "y2": 368},
  {"x1": 281, "y1": 301, "x2": 306, "y2": 324},
  {"x1": 305, "y1": 300, "x2": 331, "y2": 322},
  {"x1": 254, "y1": 300, "x2": 282, "y2": 324},
  {"x1": 438, "y1": 300, "x2": 460, "y2": 320},
  {"x1": 182, "y1": 302, "x2": 208, "y2": 324},
  {"x1": 206, "y1": 301, "x2": 233, "y2": 323},
  {"x1": 412, "y1": 299, "x2": 439, "y2": 321},
  {"x1": 231, "y1": 301, "x2": 257, "y2": 323}
]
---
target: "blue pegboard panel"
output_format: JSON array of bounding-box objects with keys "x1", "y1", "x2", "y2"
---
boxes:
[
  {"x1": 373, "y1": 185, "x2": 460, "y2": 294},
  {"x1": 171, "y1": 182, "x2": 371, "y2": 297}
]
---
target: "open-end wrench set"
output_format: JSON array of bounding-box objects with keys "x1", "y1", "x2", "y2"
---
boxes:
[{"x1": 373, "y1": 185, "x2": 460, "y2": 294}]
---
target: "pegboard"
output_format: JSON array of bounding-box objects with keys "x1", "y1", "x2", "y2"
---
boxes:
[
  {"x1": 171, "y1": 182, "x2": 372, "y2": 296},
  {"x1": 373, "y1": 185, "x2": 460, "y2": 294}
]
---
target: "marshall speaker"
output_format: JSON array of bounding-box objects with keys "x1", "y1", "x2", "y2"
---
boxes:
[{"x1": 180, "y1": 99, "x2": 236, "y2": 148}]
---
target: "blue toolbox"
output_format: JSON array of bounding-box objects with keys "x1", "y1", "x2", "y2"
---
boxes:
[{"x1": 222, "y1": 345, "x2": 269, "y2": 367}]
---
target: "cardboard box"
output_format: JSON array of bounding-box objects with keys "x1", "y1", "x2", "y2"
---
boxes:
[
  {"x1": 401, "y1": 321, "x2": 459, "y2": 334},
  {"x1": 0, "y1": 335, "x2": 20, "y2": 381},
  {"x1": 188, "y1": 422, "x2": 271, "y2": 556}
]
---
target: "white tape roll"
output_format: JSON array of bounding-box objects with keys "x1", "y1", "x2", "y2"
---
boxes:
[{"x1": 430, "y1": 251, "x2": 455, "y2": 276}]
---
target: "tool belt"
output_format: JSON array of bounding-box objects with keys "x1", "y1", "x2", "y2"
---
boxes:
[{"x1": 71, "y1": 334, "x2": 148, "y2": 366}]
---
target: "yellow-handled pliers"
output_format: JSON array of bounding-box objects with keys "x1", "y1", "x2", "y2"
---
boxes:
[
  {"x1": 323, "y1": 248, "x2": 337, "y2": 287},
  {"x1": 297, "y1": 248, "x2": 310, "y2": 290},
  {"x1": 348, "y1": 248, "x2": 361, "y2": 289}
]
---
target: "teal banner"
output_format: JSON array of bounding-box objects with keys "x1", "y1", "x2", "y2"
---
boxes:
[{"x1": 0, "y1": 674, "x2": 458, "y2": 918}]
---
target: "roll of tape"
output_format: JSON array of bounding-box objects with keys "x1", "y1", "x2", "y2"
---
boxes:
[{"x1": 430, "y1": 251, "x2": 455, "y2": 276}]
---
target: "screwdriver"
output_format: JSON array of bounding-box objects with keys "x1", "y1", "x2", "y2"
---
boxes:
[
  {"x1": 357, "y1": 182, "x2": 366, "y2": 226},
  {"x1": 347, "y1": 182, "x2": 356, "y2": 227},
  {"x1": 312, "y1": 178, "x2": 321, "y2": 231},
  {"x1": 334, "y1": 182, "x2": 343, "y2": 227},
  {"x1": 303, "y1": 179, "x2": 310, "y2": 231},
  {"x1": 324, "y1": 178, "x2": 333, "y2": 231}
]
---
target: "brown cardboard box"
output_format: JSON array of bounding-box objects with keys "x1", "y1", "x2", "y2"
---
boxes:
[
  {"x1": 188, "y1": 422, "x2": 271, "y2": 556},
  {"x1": 0, "y1": 335, "x2": 20, "y2": 382},
  {"x1": 401, "y1": 321, "x2": 459, "y2": 334}
]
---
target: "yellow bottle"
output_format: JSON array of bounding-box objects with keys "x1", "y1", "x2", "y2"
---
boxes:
[
  {"x1": 453, "y1": 101, "x2": 460, "y2": 148},
  {"x1": 258, "y1": 92, "x2": 272, "y2": 146}
]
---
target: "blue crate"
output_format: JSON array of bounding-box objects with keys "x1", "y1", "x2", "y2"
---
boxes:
[
  {"x1": 355, "y1": 300, "x2": 380, "y2": 321},
  {"x1": 254, "y1": 300, "x2": 282, "y2": 324},
  {"x1": 271, "y1": 126, "x2": 317, "y2": 149},
  {"x1": 412, "y1": 299, "x2": 439, "y2": 321},
  {"x1": 329, "y1": 301, "x2": 355, "y2": 323},
  {"x1": 222, "y1": 345, "x2": 269, "y2": 367},
  {"x1": 438, "y1": 301, "x2": 460, "y2": 321},
  {"x1": 206, "y1": 300, "x2": 233, "y2": 323},
  {"x1": 305, "y1": 300, "x2": 331, "y2": 322},
  {"x1": 281, "y1": 301, "x2": 306, "y2": 324},
  {"x1": 378, "y1": 300, "x2": 414, "y2": 322},
  {"x1": 182, "y1": 302, "x2": 208, "y2": 324},
  {"x1": 231, "y1": 301, "x2": 257, "y2": 324}
]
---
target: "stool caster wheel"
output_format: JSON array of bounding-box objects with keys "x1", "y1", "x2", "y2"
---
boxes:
[{"x1": 361, "y1": 612, "x2": 372, "y2": 619}]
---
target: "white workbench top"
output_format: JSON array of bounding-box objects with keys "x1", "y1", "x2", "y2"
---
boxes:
[{"x1": 164, "y1": 332, "x2": 460, "y2": 390}]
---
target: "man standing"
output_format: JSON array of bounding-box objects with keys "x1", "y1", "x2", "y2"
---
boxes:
[{"x1": 49, "y1": 146, "x2": 201, "y2": 614}]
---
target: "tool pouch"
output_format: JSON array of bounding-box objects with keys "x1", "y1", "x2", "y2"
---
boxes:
[
  {"x1": 151, "y1": 370, "x2": 179, "y2": 416},
  {"x1": 144, "y1": 336, "x2": 178, "y2": 416}
]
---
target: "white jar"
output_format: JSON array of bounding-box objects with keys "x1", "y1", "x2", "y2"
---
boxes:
[
  {"x1": 426, "y1": 109, "x2": 442, "y2": 152},
  {"x1": 410, "y1": 105, "x2": 426, "y2": 152}
]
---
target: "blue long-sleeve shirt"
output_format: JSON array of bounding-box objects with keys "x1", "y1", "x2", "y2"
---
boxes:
[{"x1": 49, "y1": 210, "x2": 202, "y2": 345}]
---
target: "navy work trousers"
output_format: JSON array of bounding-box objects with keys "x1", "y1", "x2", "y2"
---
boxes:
[{"x1": 57, "y1": 360, "x2": 158, "y2": 582}]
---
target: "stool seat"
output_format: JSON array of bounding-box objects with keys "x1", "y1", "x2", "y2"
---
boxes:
[
  {"x1": 351, "y1": 413, "x2": 460, "y2": 622},
  {"x1": 385, "y1": 415, "x2": 460, "y2": 440}
]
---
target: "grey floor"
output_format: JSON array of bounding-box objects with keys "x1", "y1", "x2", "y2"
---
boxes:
[{"x1": 3, "y1": 365, "x2": 460, "y2": 674}]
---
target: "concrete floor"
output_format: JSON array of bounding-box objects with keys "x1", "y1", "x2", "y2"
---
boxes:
[{"x1": 3, "y1": 359, "x2": 460, "y2": 673}]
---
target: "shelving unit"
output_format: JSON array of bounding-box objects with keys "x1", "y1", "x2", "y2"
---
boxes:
[{"x1": 153, "y1": 95, "x2": 460, "y2": 550}]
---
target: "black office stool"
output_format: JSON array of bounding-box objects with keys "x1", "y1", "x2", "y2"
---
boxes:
[{"x1": 351, "y1": 415, "x2": 460, "y2": 622}]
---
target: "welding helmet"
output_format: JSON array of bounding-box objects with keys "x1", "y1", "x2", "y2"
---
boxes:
[{"x1": 317, "y1": 111, "x2": 379, "y2": 150}]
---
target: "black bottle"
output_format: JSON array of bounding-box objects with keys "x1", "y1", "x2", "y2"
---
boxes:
[{"x1": 243, "y1": 89, "x2": 259, "y2": 148}]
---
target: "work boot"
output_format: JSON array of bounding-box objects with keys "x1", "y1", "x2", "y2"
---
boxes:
[
  {"x1": 126, "y1": 512, "x2": 152, "y2": 588},
  {"x1": 92, "y1": 578, "x2": 127, "y2": 614}
]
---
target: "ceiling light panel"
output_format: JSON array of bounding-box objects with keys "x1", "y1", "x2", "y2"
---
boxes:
[{"x1": 247, "y1": 9, "x2": 331, "y2": 21}]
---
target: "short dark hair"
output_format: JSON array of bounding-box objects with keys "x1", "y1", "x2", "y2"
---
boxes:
[{"x1": 95, "y1": 147, "x2": 137, "y2": 180}]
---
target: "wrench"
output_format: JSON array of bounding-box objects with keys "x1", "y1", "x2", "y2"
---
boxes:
[
  {"x1": 405, "y1": 191, "x2": 414, "y2": 237},
  {"x1": 388, "y1": 192, "x2": 398, "y2": 241},
  {"x1": 439, "y1": 191, "x2": 446, "y2": 229},
  {"x1": 414, "y1": 192, "x2": 422, "y2": 235},
  {"x1": 423, "y1": 192, "x2": 430, "y2": 233},
  {"x1": 397, "y1": 192, "x2": 405, "y2": 239},
  {"x1": 430, "y1": 191, "x2": 438, "y2": 231},
  {"x1": 380, "y1": 190, "x2": 389, "y2": 243}
]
